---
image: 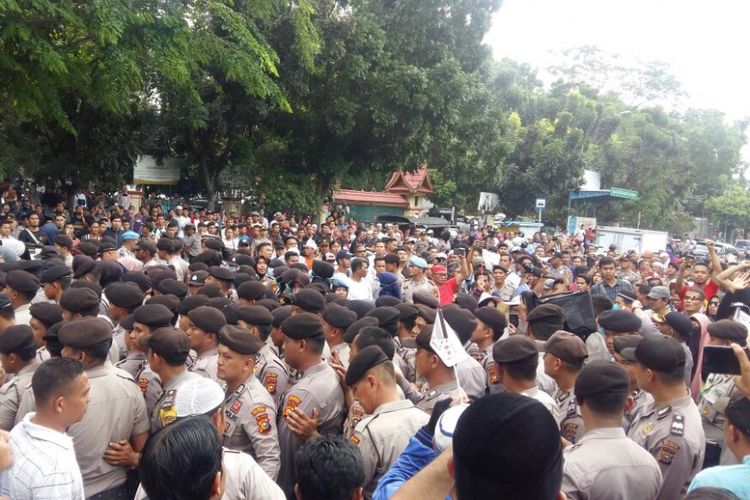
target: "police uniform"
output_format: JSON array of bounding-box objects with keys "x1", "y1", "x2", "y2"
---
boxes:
[
  {"x1": 346, "y1": 346, "x2": 430, "y2": 497},
  {"x1": 402, "y1": 275, "x2": 438, "y2": 305},
  {"x1": 150, "y1": 369, "x2": 201, "y2": 433},
  {"x1": 0, "y1": 359, "x2": 37, "y2": 431},
  {"x1": 276, "y1": 313, "x2": 346, "y2": 496},
  {"x1": 625, "y1": 388, "x2": 654, "y2": 432},
  {"x1": 187, "y1": 305, "x2": 225, "y2": 381},
  {"x1": 545, "y1": 330, "x2": 589, "y2": 442},
  {"x1": 135, "y1": 359, "x2": 163, "y2": 417},
  {"x1": 58, "y1": 318, "x2": 150, "y2": 498},
  {"x1": 556, "y1": 388, "x2": 585, "y2": 444},
  {"x1": 256, "y1": 344, "x2": 290, "y2": 406},
  {"x1": 394, "y1": 337, "x2": 416, "y2": 383},
  {"x1": 626, "y1": 336, "x2": 705, "y2": 500},
  {"x1": 218, "y1": 324, "x2": 280, "y2": 480},
  {"x1": 563, "y1": 360, "x2": 663, "y2": 499},
  {"x1": 612, "y1": 334, "x2": 653, "y2": 432}
]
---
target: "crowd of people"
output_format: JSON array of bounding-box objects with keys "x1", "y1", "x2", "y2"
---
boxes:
[{"x1": 0, "y1": 191, "x2": 747, "y2": 499}]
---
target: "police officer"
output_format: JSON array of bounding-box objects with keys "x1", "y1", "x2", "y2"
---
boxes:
[
  {"x1": 341, "y1": 317, "x2": 380, "y2": 438},
  {"x1": 269, "y1": 305, "x2": 293, "y2": 361},
  {"x1": 237, "y1": 305, "x2": 290, "y2": 405},
  {"x1": 129, "y1": 303, "x2": 173, "y2": 414},
  {"x1": 59, "y1": 317, "x2": 150, "y2": 498},
  {"x1": 401, "y1": 256, "x2": 438, "y2": 304},
  {"x1": 113, "y1": 315, "x2": 140, "y2": 376},
  {"x1": 217, "y1": 324, "x2": 281, "y2": 480},
  {"x1": 399, "y1": 324, "x2": 463, "y2": 413},
  {"x1": 105, "y1": 282, "x2": 146, "y2": 360},
  {"x1": 442, "y1": 307, "x2": 487, "y2": 402},
  {"x1": 29, "y1": 302, "x2": 62, "y2": 361},
  {"x1": 276, "y1": 313, "x2": 345, "y2": 496},
  {"x1": 471, "y1": 306, "x2": 508, "y2": 394},
  {"x1": 345, "y1": 346, "x2": 429, "y2": 498},
  {"x1": 142, "y1": 326, "x2": 201, "y2": 433},
  {"x1": 39, "y1": 264, "x2": 72, "y2": 303},
  {"x1": 612, "y1": 334, "x2": 654, "y2": 431},
  {"x1": 525, "y1": 303, "x2": 564, "y2": 396},
  {"x1": 186, "y1": 305, "x2": 225, "y2": 381},
  {"x1": 562, "y1": 361, "x2": 663, "y2": 499},
  {"x1": 322, "y1": 303, "x2": 357, "y2": 368},
  {"x1": 394, "y1": 303, "x2": 419, "y2": 382},
  {"x1": 0, "y1": 325, "x2": 39, "y2": 430},
  {"x1": 543, "y1": 330, "x2": 588, "y2": 444},
  {"x1": 598, "y1": 308, "x2": 642, "y2": 358},
  {"x1": 4, "y1": 270, "x2": 40, "y2": 326},
  {"x1": 697, "y1": 319, "x2": 746, "y2": 467},
  {"x1": 627, "y1": 335, "x2": 705, "y2": 500}
]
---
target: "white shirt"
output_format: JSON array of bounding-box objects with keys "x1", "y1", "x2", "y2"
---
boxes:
[
  {"x1": 347, "y1": 277, "x2": 373, "y2": 302},
  {"x1": 1, "y1": 235, "x2": 25, "y2": 256},
  {"x1": 14, "y1": 303, "x2": 32, "y2": 327},
  {"x1": 0, "y1": 413, "x2": 84, "y2": 500}
]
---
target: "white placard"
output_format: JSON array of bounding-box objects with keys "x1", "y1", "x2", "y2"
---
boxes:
[{"x1": 431, "y1": 309, "x2": 469, "y2": 368}]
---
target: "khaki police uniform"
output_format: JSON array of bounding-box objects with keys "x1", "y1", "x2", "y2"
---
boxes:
[
  {"x1": 36, "y1": 345, "x2": 50, "y2": 362},
  {"x1": 115, "y1": 350, "x2": 145, "y2": 379},
  {"x1": 456, "y1": 349, "x2": 488, "y2": 402},
  {"x1": 150, "y1": 370, "x2": 201, "y2": 433},
  {"x1": 624, "y1": 388, "x2": 654, "y2": 433},
  {"x1": 223, "y1": 375, "x2": 281, "y2": 480},
  {"x1": 111, "y1": 323, "x2": 128, "y2": 360},
  {"x1": 256, "y1": 344, "x2": 290, "y2": 407},
  {"x1": 189, "y1": 346, "x2": 219, "y2": 381},
  {"x1": 556, "y1": 387, "x2": 585, "y2": 444},
  {"x1": 394, "y1": 338, "x2": 416, "y2": 383},
  {"x1": 698, "y1": 373, "x2": 738, "y2": 466},
  {"x1": 0, "y1": 362, "x2": 37, "y2": 431},
  {"x1": 627, "y1": 395, "x2": 705, "y2": 500},
  {"x1": 401, "y1": 277, "x2": 438, "y2": 305},
  {"x1": 562, "y1": 427, "x2": 663, "y2": 499},
  {"x1": 402, "y1": 379, "x2": 462, "y2": 414},
  {"x1": 350, "y1": 399, "x2": 429, "y2": 498},
  {"x1": 135, "y1": 359, "x2": 163, "y2": 417},
  {"x1": 343, "y1": 399, "x2": 368, "y2": 439},
  {"x1": 277, "y1": 362, "x2": 345, "y2": 495},
  {"x1": 327, "y1": 342, "x2": 351, "y2": 368}
]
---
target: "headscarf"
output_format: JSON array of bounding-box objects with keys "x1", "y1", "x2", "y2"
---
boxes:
[
  {"x1": 377, "y1": 272, "x2": 401, "y2": 300},
  {"x1": 689, "y1": 312, "x2": 711, "y2": 401}
]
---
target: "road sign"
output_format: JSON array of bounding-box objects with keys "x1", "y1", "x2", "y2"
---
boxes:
[
  {"x1": 535, "y1": 198, "x2": 546, "y2": 209},
  {"x1": 610, "y1": 187, "x2": 639, "y2": 200}
]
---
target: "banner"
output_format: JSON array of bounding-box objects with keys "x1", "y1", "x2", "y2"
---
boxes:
[
  {"x1": 133, "y1": 155, "x2": 181, "y2": 185},
  {"x1": 431, "y1": 309, "x2": 469, "y2": 367}
]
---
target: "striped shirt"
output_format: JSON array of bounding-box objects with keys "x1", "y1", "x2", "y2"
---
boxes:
[{"x1": 0, "y1": 413, "x2": 83, "y2": 499}]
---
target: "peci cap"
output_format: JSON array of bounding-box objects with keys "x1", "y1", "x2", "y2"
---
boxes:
[
  {"x1": 218, "y1": 325, "x2": 263, "y2": 354},
  {"x1": 612, "y1": 334, "x2": 643, "y2": 361},
  {"x1": 345, "y1": 345, "x2": 390, "y2": 386},
  {"x1": 544, "y1": 331, "x2": 588, "y2": 366},
  {"x1": 707, "y1": 319, "x2": 748, "y2": 346},
  {"x1": 187, "y1": 306, "x2": 227, "y2": 334},
  {"x1": 634, "y1": 335, "x2": 686, "y2": 376},
  {"x1": 492, "y1": 335, "x2": 538, "y2": 364},
  {"x1": 574, "y1": 360, "x2": 630, "y2": 398},
  {"x1": 281, "y1": 313, "x2": 324, "y2": 340},
  {"x1": 598, "y1": 309, "x2": 641, "y2": 333},
  {"x1": 0, "y1": 325, "x2": 35, "y2": 354},
  {"x1": 174, "y1": 377, "x2": 225, "y2": 418},
  {"x1": 58, "y1": 317, "x2": 112, "y2": 348}
]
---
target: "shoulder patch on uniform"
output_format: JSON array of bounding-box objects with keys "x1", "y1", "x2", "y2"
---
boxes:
[
  {"x1": 670, "y1": 414, "x2": 685, "y2": 436},
  {"x1": 159, "y1": 388, "x2": 177, "y2": 426},
  {"x1": 488, "y1": 362, "x2": 499, "y2": 385},
  {"x1": 656, "y1": 439, "x2": 679, "y2": 465},
  {"x1": 264, "y1": 372, "x2": 278, "y2": 394},
  {"x1": 283, "y1": 394, "x2": 302, "y2": 418},
  {"x1": 656, "y1": 405, "x2": 672, "y2": 420},
  {"x1": 561, "y1": 422, "x2": 579, "y2": 443},
  {"x1": 252, "y1": 406, "x2": 271, "y2": 434},
  {"x1": 137, "y1": 377, "x2": 149, "y2": 396},
  {"x1": 350, "y1": 433, "x2": 360, "y2": 445},
  {"x1": 229, "y1": 399, "x2": 242, "y2": 415}
]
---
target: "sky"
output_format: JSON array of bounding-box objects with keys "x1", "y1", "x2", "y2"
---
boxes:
[{"x1": 485, "y1": 0, "x2": 750, "y2": 124}]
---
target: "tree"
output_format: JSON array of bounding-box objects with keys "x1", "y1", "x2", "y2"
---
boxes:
[{"x1": 705, "y1": 184, "x2": 750, "y2": 234}]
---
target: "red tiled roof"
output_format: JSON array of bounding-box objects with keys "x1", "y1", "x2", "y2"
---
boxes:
[{"x1": 333, "y1": 189, "x2": 409, "y2": 206}]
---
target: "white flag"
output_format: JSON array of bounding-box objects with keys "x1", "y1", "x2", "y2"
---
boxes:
[{"x1": 430, "y1": 309, "x2": 470, "y2": 368}]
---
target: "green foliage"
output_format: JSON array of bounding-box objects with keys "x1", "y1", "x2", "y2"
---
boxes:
[{"x1": 705, "y1": 184, "x2": 750, "y2": 233}]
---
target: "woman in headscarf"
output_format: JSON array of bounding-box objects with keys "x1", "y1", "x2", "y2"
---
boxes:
[{"x1": 377, "y1": 272, "x2": 401, "y2": 300}]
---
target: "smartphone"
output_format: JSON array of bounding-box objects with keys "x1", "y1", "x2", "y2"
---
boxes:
[
  {"x1": 509, "y1": 312, "x2": 519, "y2": 328},
  {"x1": 702, "y1": 345, "x2": 744, "y2": 375}
]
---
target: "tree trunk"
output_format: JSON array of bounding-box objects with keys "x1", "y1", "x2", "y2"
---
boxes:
[{"x1": 200, "y1": 154, "x2": 218, "y2": 211}]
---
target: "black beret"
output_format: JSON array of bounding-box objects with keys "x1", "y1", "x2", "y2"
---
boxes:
[
  {"x1": 58, "y1": 317, "x2": 112, "y2": 348},
  {"x1": 98, "y1": 241, "x2": 117, "y2": 254},
  {"x1": 613, "y1": 334, "x2": 643, "y2": 361},
  {"x1": 150, "y1": 269, "x2": 178, "y2": 291},
  {"x1": 415, "y1": 304, "x2": 436, "y2": 324},
  {"x1": 218, "y1": 325, "x2": 263, "y2": 355},
  {"x1": 196, "y1": 284, "x2": 223, "y2": 298},
  {"x1": 598, "y1": 309, "x2": 641, "y2": 333},
  {"x1": 281, "y1": 312, "x2": 323, "y2": 340},
  {"x1": 40, "y1": 265, "x2": 72, "y2": 284},
  {"x1": 188, "y1": 305, "x2": 227, "y2": 333},
  {"x1": 70, "y1": 279, "x2": 103, "y2": 297},
  {"x1": 237, "y1": 305, "x2": 273, "y2": 326},
  {"x1": 347, "y1": 300, "x2": 375, "y2": 319},
  {"x1": 208, "y1": 266, "x2": 235, "y2": 282},
  {"x1": 544, "y1": 331, "x2": 588, "y2": 365},
  {"x1": 634, "y1": 335, "x2": 685, "y2": 375},
  {"x1": 345, "y1": 345, "x2": 390, "y2": 386},
  {"x1": 40, "y1": 246, "x2": 60, "y2": 260},
  {"x1": 493, "y1": 335, "x2": 538, "y2": 364},
  {"x1": 312, "y1": 260, "x2": 335, "y2": 280},
  {"x1": 203, "y1": 238, "x2": 223, "y2": 251},
  {"x1": 455, "y1": 293, "x2": 478, "y2": 311},
  {"x1": 708, "y1": 319, "x2": 748, "y2": 346},
  {"x1": 375, "y1": 296, "x2": 401, "y2": 308},
  {"x1": 271, "y1": 305, "x2": 293, "y2": 327},
  {"x1": 322, "y1": 304, "x2": 358, "y2": 330},
  {"x1": 135, "y1": 239, "x2": 157, "y2": 254},
  {"x1": 99, "y1": 261, "x2": 125, "y2": 287},
  {"x1": 42, "y1": 321, "x2": 63, "y2": 342},
  {"x1": 120, "y1": 314, "x2": 135, "y2": 331},
  {"x1": 527, "y1": 303, "x2": 564, "y2": 324},
  {"x1": 60, "y1": 288, "x2": 100, "y2": 314},
  {"x1": 2, "y1": 260, "x2": 43, "y2": 276},
  {"x1": 233, "y1": 273, "x2": 253, "y2": 288},
  {"x1": 133, "y1": 304, "x2": 174, "y2": 328},
  {"x1": 237, "y1": 281, "x2": 268, "y2": 301},
  {"x1": 0, "y1": 325, "x2": 35, "y2": 354},
  {"x1": 147, "y1": 294, "x2": 180, "y2": 315},
  {"x1": 140, "y1": 326, "x2": 190, "y2": 360},
  {"x1": 415, "y1": 324, "x2": 435, "y2": 352},
  {"x1": 176, "y1": 295, "x2": 210, "y2": 316},
  {"x1": 5, "y1": 270, "x2": 40, "y2": 294},
  {"x1": 156, "y1": 238, "x2": 175, "y2": 252},
  {"x1": 231, "y1": 254, "x2": 255, "y2": 267},
  {"x1": 223, "y1": 303, "x2": 239, "y2": 325},
  {"x1": 76, "y1": 241, "x2": 99, "y2": 258},
  {"x1": 256, "y1": 298, "x2": 280, "y2": 311},
  {"x1": 123, "y1": 271, "x2": 152, "y2": 292},
  {"x1": 74, "y1": 258, "x2": 99, "y2": 280},
  {"x1": 395, "y1": 303, "x2": 419, "y2": 322},
  {"x1": 104, "y1": 283, "x2": 145, "y2": 310},
  {"x1": 188, "y1": 270, "x2": 209, "y2": 287},
  {"x1": 343, "y1": 317, "x2": 379, "y2": 344},
  {"x1": 575, "y1": 360, "x2": 629, "y2": 398},
  {"x1": 443, "y1": 307, "x2": 479, "y2": 344},
  {"x1": 293, "y1": 289, "x2": 325, "y2": 314},
  {"x1": 54, "y1": 235, "x2": 73, "y2": 249},
  {"x1": 474, "y1": 307, "x2": 508, "y2": 335},
  {"x1": 366, "y1": 306, "x2": 400, "y2": 328},
  {"x1": 157, "y1": 278, "x2": 189, "y2": 299},
  {"x1": 664, "y1": 312, "x2": 694, "y2": 339},
  {"x1": 413, "y1": 290, "x2": 439, "y2": 309},
  {"x1": 189, "y1": 262, "x2": 209, "y2": 273},
  {"x1": 207, "y1": 297, "x2": 232, "y2": 311},
  {"x1": 30, "y1": 302, "x2": 63, "y2": 327}
]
